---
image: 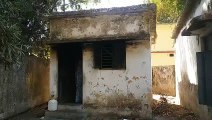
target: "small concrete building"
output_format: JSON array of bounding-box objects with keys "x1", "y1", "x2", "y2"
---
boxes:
[
  {"x1": 172, "y1": 0, "x2": 212, "y2": 119},
  {"x1": 48, "y1": 4, "x2": 156, "y2": 118}
]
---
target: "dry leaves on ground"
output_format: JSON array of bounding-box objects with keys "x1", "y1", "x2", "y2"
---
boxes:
[{"x1": 152, "y1": 97, "x2": 200, "y2": 120}]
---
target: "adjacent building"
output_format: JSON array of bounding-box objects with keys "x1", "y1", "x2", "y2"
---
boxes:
[
  {"x1": 172, "y1": 0, "x2": 212, "y2": 119},
  {"x1": 152, "y1": 24, "x2": 176, "y2": 96}
]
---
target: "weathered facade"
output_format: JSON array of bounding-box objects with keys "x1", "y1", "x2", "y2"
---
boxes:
[
  {"x1": 172, "y1": 0, "x2": 212, "y2": 119},
  {"x1": 0, "y1": 56, "x2": 50, "y2": 119},
  {"x1": 151, "y1": 24, "x2": 176, "y2": 96},
  {"x1": 152, "y1": 65, "x2": 175, "y2": 96},
  {"x1": 48, "y1": 4, "x2": 156, "y2": 118}
]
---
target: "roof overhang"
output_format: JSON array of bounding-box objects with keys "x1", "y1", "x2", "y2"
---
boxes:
[
  {"x1": 181, "y1": 13, "x2": 212, "y2": 37},
  {"x1": 47, "y1": 4, "x2": 156, "y2": 44},
  {"x1": 171, "y1": 0, "x2": 200, "y2": 39},
  {"x1": 47, "y1": 32, "x2": 149, "y2": 45},
  {"x1": 49, "y1": 4, "x2": 155, "y2": 19}
]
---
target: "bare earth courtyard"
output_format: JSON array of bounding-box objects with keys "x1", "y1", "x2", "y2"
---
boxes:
[{"x1": 8, "y1": 95, "x2": 199, "y2": 120}]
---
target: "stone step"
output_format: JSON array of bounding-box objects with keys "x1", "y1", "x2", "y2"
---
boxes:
[
  {"x1": 44, "y1": 116, "x2": 84, "y2": 120},
  {"x1": 45, "y1": 110, "x2": 89, "y2": 119},
  {"x1": 58, "y1": 104, "x2": 83, "y2": 111},
  {"x1": 45, "y1": 111, "x2": 137, "y2": 120},
  {"x1": 45, "y1": 105, "x2": 140, "y2": 120},
  {"x1": 44, "y1": 117, "x2": 119, "y2": 120},
  {"x1": 44, "y1": 117, "x2": 70, "y2": 120}
]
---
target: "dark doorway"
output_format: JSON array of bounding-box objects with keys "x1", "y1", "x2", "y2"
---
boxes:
[{"x1": 57, "y1": 43, "x2": 83, "y2": 104}]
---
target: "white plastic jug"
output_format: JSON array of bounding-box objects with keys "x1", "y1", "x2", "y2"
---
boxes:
[{"x1": 48, "y1": 98, "x2": 58, "y2": 111}]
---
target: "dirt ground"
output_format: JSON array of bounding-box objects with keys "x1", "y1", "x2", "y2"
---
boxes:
[
  {"x1": 7, "y1": 104, "x2": 46, "y2": 120},
  {"x1": 8, "y1": 96, "x2": 200, "y2": 120},
  {"x1": 152, "y1": 96, "x2": 200, "y2": 120}
]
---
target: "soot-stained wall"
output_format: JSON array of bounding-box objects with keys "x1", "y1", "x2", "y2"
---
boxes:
[{"x1": 0, "y1": 56, "x2": 50, "y2": 119}]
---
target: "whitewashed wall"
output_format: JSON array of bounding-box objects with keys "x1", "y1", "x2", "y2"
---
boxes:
[
  {"x1": 175, "y1": 0, "x2": 211, "y2": 119},
  {"x1": 175, "y1": 36, "x2": 209, "y2": 119},
  {"x1": 50, "y1": 49, "x2": 58, "y2": 98},
  {"x1": 83, "y1": 40, "x2": 152, "y2": 118}
]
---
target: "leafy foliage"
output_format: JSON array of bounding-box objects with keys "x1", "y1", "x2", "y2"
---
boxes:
[
  {"x1": 0, "y1": 0, "x2": 90, "y2": 64},
  {"x1": 151, "y1": 0, "x2": 186, "y2": 23},
  {"x1": 58, "y1": 0, "x2": 100, "y2": 11}
]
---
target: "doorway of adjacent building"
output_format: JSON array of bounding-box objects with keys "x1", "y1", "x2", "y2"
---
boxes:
[{"x1": 57, "y1": 43, "x2": 83, "y2": 104}]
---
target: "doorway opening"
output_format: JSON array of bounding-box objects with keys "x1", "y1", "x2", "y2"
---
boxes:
[{"x1": 57, "y1": 43, "x2": 83, "y2": 104}]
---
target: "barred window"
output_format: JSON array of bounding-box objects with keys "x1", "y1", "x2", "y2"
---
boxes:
[{"x1": 93, "y1": 41, "x2": 126, "y2": 69}]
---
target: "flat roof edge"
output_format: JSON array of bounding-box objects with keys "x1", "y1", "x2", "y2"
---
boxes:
[{"x1": 48, "y1": 3, "x2": 156, "y2": 19}]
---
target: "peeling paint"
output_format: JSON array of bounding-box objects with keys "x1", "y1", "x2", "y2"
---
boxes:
[
  {"x1": 83, "y1": 41, "x2": 152, "y2": 118},
  {"x1": 128, "y1": 80, "x2": 133, "y2": 84},
  {"x1": 84, "y1": 92, "x2": 152, "y2": 118},
  {"x1": 49, "y1": 4, "x2": 155, "y2": 119}
]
